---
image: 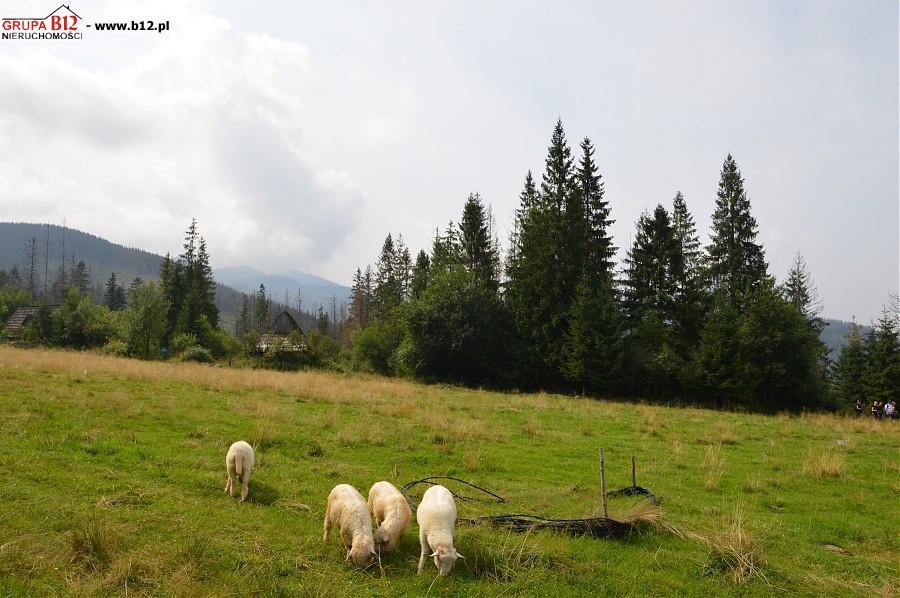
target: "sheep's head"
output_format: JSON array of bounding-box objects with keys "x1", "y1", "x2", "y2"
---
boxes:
[
  {"x1": 374, "y1": 527, "x2": 398, "y2": 554},
  {"x1": 431, "y1": 547, "x2": 463, "y2": 576},
  {"x1": 347, "y1": 542, "x2": 377, "y2": 569}
]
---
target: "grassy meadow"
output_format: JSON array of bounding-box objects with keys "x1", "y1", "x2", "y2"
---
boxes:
[{"x1": 0, "y1": 345, "x2": 897, "y2": 596}]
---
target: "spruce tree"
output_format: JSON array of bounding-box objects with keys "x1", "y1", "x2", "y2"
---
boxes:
[
  {"x1": 71, "y1": 260, "x2": 91, "y2": 296},
  {"x1": 781, "y1": 252, "x2": 824, "y2": 333},
  {"x1": 670, "y1": 192, "x2": 704, "y2": 351},
  {"x1": 255, "y1": 284, "x2": 269, "y2": 331},
  {"x1": 706, "y1": 154, "x2": 767, "y2": 302},
  {"x1": 430, "y1": 223, "x2": 462, "y2": 274},
  {"x1": 459, "y1": 193, "x2": 499, "y2": 287},
  {"x1": 561, "y1": 274, "x2": 623, "y2": 394},
  {"x1": 410, "y1": 250, "x2": 431, "y2": 300},
  {"x1": 394, "y1": 235, "x2": 413, "y2": 302},
  {"x1": 236, "y1": 295, "x2": 251, "y2": 337},
  {"x1": 831, "y1": 320, "x2": 866, "y2": 407},
  {"x1": 104, "y1": 273, "x2": 126, "y2": 310},
  {"x1": 622, "y1": 205, "x2": 678, "y2": 326},
  {"x1": 578, "y1": 137, "x2": 615, "y2": 277},
  {"x1": 374, "y1": 234, "x2": 402, "y2": 315},
  {"x1": 861, "y1": 305, "x2": 900, "y2": 404}
]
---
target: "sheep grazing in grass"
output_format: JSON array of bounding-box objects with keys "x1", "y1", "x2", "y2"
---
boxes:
[
  {"x1": 416, "y1": 484, "x2": 464, "y2": 575},
  {"x1": 368, "y1": 481, "x2": 412, "y2": 555},
  {"x1": 224, "y1": 440, "x2": 255, "y2": 502},
  {"x1": 324, "y1": 484, "x2": 377, "y2": 569}
]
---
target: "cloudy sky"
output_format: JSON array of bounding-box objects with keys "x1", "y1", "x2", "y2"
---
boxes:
[{"x1": 0, "y1": 0, "x2": 896, "y2": 321}]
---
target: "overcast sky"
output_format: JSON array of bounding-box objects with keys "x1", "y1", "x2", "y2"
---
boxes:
[{"x1": 0, "y1": 0, "x2": 896, "y2": 321}]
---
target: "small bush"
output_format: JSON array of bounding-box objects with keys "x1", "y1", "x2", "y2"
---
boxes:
[
  {"x1": 180, "y1": 345, "x2": 214, "y2": 364},
  {"x1": 170, "y1": 333, "x2": 198, "y2": 356},
  {"x1": 101, "y1": 339, "x2": 130, "y2": 357}
]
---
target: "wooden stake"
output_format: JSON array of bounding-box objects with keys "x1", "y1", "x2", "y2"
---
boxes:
[
  {"x1": 599, "y1": 448, "x2": 608, "y2": 519},
  {"x1": 632, "y1": 452, "x2": 637, "y2": 489}
]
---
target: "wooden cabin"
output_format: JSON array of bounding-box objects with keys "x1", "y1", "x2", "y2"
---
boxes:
[
  {"x1": 3, "y1": 306, "x2": 41, "y2": 339},
  {"x1": 257, "y1": 310, "x2": 308, "y2": 352}
]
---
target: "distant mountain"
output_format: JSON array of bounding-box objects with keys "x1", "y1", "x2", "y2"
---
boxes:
[
  {"x1": 821, "y1": 319, "x2": 872, "y2": 358},
  {"x1": 213, "y1": 265, "x2": 351, "y2": 311}
]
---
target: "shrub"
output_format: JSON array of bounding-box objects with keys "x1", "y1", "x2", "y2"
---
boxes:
[
  {"x1": 170, "y1": 333, "x2": 198, "y2": 356},
  {"x1": 180, "y1": 345, "x2": 214, "y2": 364},
  {"x1": 102, "y1": 339, "x2": 130, "y2": 357}
]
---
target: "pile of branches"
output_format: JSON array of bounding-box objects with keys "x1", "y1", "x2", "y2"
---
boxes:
[{"x1": 402, "y1": 476, "x2": 660, "y2": 540}]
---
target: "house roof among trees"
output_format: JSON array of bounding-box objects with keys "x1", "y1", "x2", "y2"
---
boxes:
[{"x1": 3, "y1": 306, "x2": 41, "y2": 338}]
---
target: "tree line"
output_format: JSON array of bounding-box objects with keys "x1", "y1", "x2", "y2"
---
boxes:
[{"x1": 343, "y1": 120, "x2": 899, "y2": 412}]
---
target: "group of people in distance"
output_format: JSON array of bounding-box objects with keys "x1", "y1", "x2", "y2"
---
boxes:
[{"x1": 855, "y1": 398, "x2": 897, "y2": 419}]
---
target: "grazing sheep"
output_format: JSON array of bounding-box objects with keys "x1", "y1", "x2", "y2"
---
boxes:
[
  {"x1": 368, "y1": 481, "x2": 412, "y2": 555},
  {"x1": 416, "y1": 484, "x2": 464, "y2": 575},
  {"x1": 324, "y1": 484, "x2": 377, "y2": 568},
  {"x1": 224, "y1": 440, "x2": 255, "y2": 502}
]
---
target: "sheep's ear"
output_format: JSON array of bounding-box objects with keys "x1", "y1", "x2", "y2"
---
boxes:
[
  {"x1": 429, "y1": 551, "x2": 438, "y2": 557},
  {"x1": 345, "y1": 549, "x2": 352, "y2": 562},
  {"x1": 456, "y1": 552, "x2": 465, "y2": 559}
]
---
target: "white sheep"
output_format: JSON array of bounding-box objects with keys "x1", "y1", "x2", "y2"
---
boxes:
[
  {"x1": 323, "y1": 484, "x2": 377, "y2": 568},
  {"x1": 224, "y1": 440, "x2": 255, "y2": 502},
  {"x1": 367, "y1": 481, "x2": 412, "y2": 555},
  {"x1": 416, "y1": 484, "x2": 464, "y2": 575}
]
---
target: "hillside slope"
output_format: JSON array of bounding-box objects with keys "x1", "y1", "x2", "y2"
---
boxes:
[{"x1": 0, "y1": 346, "x2": 896, "y2": 596}]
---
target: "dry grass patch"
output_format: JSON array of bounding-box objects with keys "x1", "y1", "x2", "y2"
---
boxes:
[
  {"x1": 802, "y1": 450, "x2": 846, "y2": 480},
  {"x1": 463, "y1": 451, "x2": 481, "y2": 472},
  {"x1": 702, "y1": 444, "x2": 725, "y2": 490},
  {"x1": 702, "y1": 504, "x2": 766, "y2": 585}
]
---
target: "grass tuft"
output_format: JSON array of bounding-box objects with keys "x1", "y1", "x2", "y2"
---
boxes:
[
  {"x1": 703, "y1": 504, "x2": 766, "y2": 584},
  {"x1": 802, "y1": 450, "x2": 846, "y2": 480},
  {"x1": 69, "y1": 514, "x2": 114, "y2": 571},
  {"x1": 702, "y1": 444, "x2": 725, "y2": 490}
]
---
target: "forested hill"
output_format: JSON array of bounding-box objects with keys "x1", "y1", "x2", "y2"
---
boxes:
[
  {"x1": 0, "y1": 222, "x2": 162, "y2": 284},
  {"x1": 0, "y1": 222, "x2": 333, "y2": 333}
]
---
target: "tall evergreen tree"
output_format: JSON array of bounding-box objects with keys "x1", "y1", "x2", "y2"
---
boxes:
[
  {"x1": 393, "y1": 234, "x2": 412, "y2": 302},
  {"x1": 236, "y1": 295, "x2": 251, "y2": 337},
  {"x1": 255, "y1": 284, "x2": 269, "y2": 330},
  {"x1": 430, "y1": 223, "x2": 462, "y2": 274},
  {"x1": 861, "y1": 305, "x2": 900, "y2": 404},
  {"x1": 706, "y1": 154, "x2": 767, "y2": 301},
  {"x1": 781, "y1": 251, "x2": 824, "y2": 333},
  {"x1": 71, "y1": 260, "x2": 91, "y2": 296},
  {"x1": 410, "y1": 250, "x2": 431, "y2": 300},
  {"x1": 561, "y1": 274, "x2": 623, "y2": 394},
  {"x1": 622, "y1": 205, "x2": 678, "y2": 326},
  {"x1": 577, "y1": 137, "x2": 615, "y2": 278},
  {"x1": 374, "y1": 234, "x2": 402, "y2": 315},
  {"x1": 459, "y1": 193, "x2": 499, "y2": 286},
  {"x1": 507, "y1": 171, "x2": 538, "y2": 270},
  {"x1": 670, "y1": 191, "x2": 704, "y2": 350},
  {"x1": 831, "y1": 320, "x2": 866, "y2": 407},
  {"x1": 104, "y1": 272, "x2": 126, "y2": 310}
]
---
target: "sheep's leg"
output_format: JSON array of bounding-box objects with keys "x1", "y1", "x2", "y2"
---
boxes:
[
  {"x1": 240, "y1": 470, "x2": 250, "y2": 502},
  {"x1": 225, "y1": 460, "x2": 236, "y2": 496},
  {"x1": 417, "y1": 531, "x2": 429, "y2": 574},
  {"x1": 323, "y1": 507, "x2": 332, "y2": 542}
]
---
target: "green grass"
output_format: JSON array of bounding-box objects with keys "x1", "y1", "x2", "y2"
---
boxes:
[{"x1": 1, "y1": 346, "x2": 897, "y2": 596}]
